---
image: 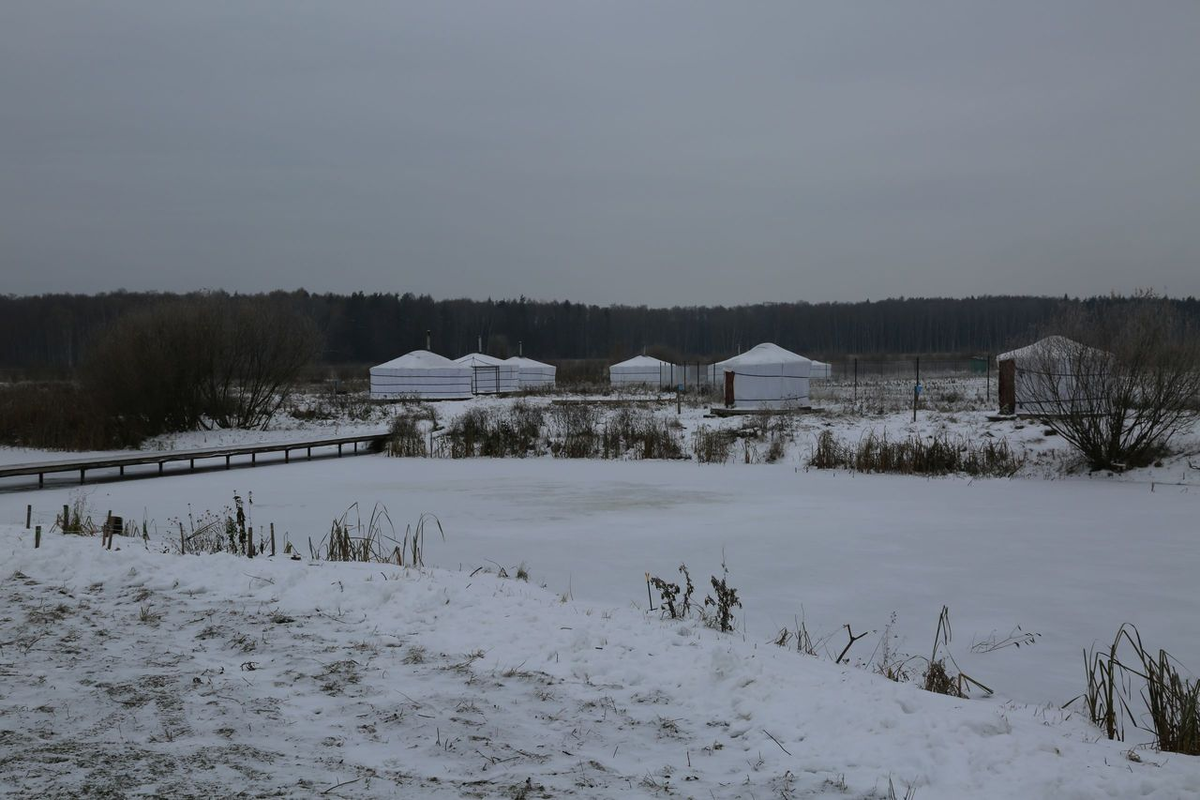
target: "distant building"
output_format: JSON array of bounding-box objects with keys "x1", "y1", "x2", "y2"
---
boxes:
[
  {"x1": 506, "y1": 356, "x2": 556, "y2": 389},
  {"x1": 711, "y1": 343, "x2": 811, "y2": 409},
  {"x1": 370, "y1": 350, "x2": 472, "y2": 400},
  {"x1": 609, "y1": 355, "x2": 672, "y2": 389},
  {"x1": 455, "y1": 353, "x2": 520, "y2": 394},
  {"x1": 996, "y1": 336, "x2": 1107, "y2": 415}
]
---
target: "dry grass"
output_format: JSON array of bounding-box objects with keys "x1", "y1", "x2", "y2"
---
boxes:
[
  {"x1": 386, "y1": 410, "x2": 429, "y2": 457},
  {"x1": 809, "y1": 430, "x2": 1022, "y2": 477},
  {"x1": 310, "y1": 504, "x2": 444, "y2": 567},
  {"x1": 1073, "y1": 624, "x2": 1200, "y2": 755},
  {"x1": 692, "y1": 426, "x2": 735, "y2": 463}
]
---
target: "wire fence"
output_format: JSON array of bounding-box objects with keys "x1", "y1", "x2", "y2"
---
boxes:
[
  {"x1": 815, "y1": 357, "x2": 997, "y2": 412},
  {"x1": 650, "y1": 356, "x2": 1000, "y2": 412}
]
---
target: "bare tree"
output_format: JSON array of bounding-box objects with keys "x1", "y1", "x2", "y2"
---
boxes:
[
  {"x1": 83, "y1": 295, "x2": 320, "y2": 437},
  {"x1": 1021, "y1": 295, "x2": 1200, "y2": 470}
]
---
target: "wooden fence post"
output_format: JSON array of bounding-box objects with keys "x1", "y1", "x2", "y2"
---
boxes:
[
  {"x1": 270, "y1": 523, "x2": 276, "y2": 557},
  {"x1": 26, "y1": 504, "x2": 31, "y2": 530},
  {"x1": 35, "y1": 525, "x2": 41, "y2": 549},
  {"x1": 180, "y1": 522, "x2": 186, "y2": 555}
]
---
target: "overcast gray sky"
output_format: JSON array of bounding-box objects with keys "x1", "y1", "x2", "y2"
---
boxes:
[{"x1": 2, "y1": 2, "x2": 1198, "y2": 305}]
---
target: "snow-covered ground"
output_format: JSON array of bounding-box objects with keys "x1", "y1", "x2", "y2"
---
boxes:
[
  {"x1": 4, "y1": 527, "x2": 1200, "y2": 798},
  {"x1": 4, "y1": 455, "x2": 1195, "y2": 708},
  {"x1": 2, "y1": 382, "x2": 1198, "y2": 795}
]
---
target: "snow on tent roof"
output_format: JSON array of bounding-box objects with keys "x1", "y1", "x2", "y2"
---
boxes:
[
  {"x1": 611, "y1": 355, "x2": 670, "y2": 368},
  {"x1": 505, "y1": 356, "x2": 553, "y2": 369},
  {"x1": 715, "y1": 343, "x2": 811, "y2": 368},
  {"x1": 996, "y1": 336, "x2": 1106, "y2": 364},
  {"x1": 455, "y1": 353, "x2": 508, "y2": 367},
  {"x1": 372, "y1": 350, "x2": 461, "y2": 370}
]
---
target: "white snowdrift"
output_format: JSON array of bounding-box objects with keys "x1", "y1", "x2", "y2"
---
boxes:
[{"x1": 2, "y1": 528, "x2": 1198, "y2": 798}]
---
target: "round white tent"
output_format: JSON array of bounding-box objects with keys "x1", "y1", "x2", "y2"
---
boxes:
[
  {"x1": 996, "y1": 336, "x2": 1108, "y2": 416},
  {"x1": 455, "y1": 353, "x2": 520, "y2": 394},
  {"x1": 712, "y1": 343, "x2": 811, "y2": 409},
  {"x1": 810, "y1": 360, "x2": 832, "y2": 380},
  {"x1": 609, "y1": 355, "x2": 671, "y2": 389},
  {"x1": 370, "y1": 350, "x2": 472, "y2": 400},
  {"x1": 506, "y1": 356, "x2": 556, "y2": 389}
]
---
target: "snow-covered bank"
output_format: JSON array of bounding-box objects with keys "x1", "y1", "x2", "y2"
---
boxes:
[{"x1": 3, "y1": 528, "x2": 1198, "y2": 798}]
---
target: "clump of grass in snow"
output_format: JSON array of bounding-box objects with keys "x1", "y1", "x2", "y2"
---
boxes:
[
  {"x1": 441, "y1": 403, "x2": 546, "y2": 458},
  {"x1": 921, "y1": 606, "x2": 991, "y2": 698},
  {"x1": 55, "y1": 492, "x2": 100, "y2": 536},
  {"x1": 692, "y1": 425, "x2": 734, "y2": 464},
  {"x1": 809, "y1": 430, "x2": 1022, "y2": 477},
  {"x1": 26, "y1": 603, "x2": 72, "y2": 624},
  {"x1": 1071, "y1": 623, "x2": 1200, "y2": 756},
  {"x1": 311, "y1": 504, "x2": 443, "y2": 567},
  {"x1": 387, "y1": 410, "x2": 429, "y2": 457}
]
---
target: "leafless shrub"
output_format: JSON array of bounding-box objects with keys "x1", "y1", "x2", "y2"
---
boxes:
[
  {"x1": 0, "y1": 382, "x2": 136, "y2": 450},
  {"x1": 648, "y1": 574, "x2": 681, "y2": 619},
  {"x1": 82, "y1": 294, "x2": 320, "y2": 437},
  {"x1": 1023, "y1": 294, "x2": 1200, "y2": 470},
  {"x1": 704, "y1": 566, "x2": 741, "y2": 633}
]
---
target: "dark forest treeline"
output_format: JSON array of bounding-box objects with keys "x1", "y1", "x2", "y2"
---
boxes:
[{"x1": 3, "y1": 291, "x2": 1198, "y2": 370}]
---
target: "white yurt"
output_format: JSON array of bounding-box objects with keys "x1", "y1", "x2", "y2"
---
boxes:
[
  {"x1": 996, "y1": 336, "x2": 1108, "y2": 415},
  {"x1": 712, "y1": 343, "x2": 811, "y2": 409},
  {"x1": 609, "y1": 355, "x2": 671, "y2": 388},
  {"x1": 455, "y1": 353, "x2": 520, "y2": 394},
  {"x1": 809, "y1": 360, "x2": 832, "y2": 380},
  {"x1": 506, "y1": 356, "x2": 556, "y2": 389},
  {"x1": 370, "y1": 350, "x2": 472, "y2": 400}
]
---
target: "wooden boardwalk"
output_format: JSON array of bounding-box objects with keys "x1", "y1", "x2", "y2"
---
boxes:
[{"x1": 0, "y1": 431, "x2": 390, "y2": 490}]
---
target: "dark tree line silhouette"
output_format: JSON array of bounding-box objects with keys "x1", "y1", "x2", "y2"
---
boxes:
[{"x1": 2, "y1": 291, "x2": 1198, "y2": 371}]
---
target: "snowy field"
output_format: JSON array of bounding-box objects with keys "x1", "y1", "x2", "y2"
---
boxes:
[{"x1": 2, "y1": 383, "x2": 1199, "y2": 796}]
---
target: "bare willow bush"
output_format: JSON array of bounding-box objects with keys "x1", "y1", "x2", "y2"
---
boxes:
[
  {"x1": 83, "y1": 295, "x2": 320, "y2": 438},
  {"x1": 0, "y1": 382, "x2": 136, "y2": 449},
  {"x1": 1023, "y1": 294, "x2": 1200, "y2": 470}
]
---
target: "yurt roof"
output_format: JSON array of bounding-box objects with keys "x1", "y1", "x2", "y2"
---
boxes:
[
  {"x1": 612, "y1": 355, "x2": 670, "y2": 368},
  {"x1": 997, "y1": 336, "x2": 1104, "y2": 364},
  {"x1": 506, "y1": 356, "x2": 553, "y2": 369},
  {"x1": 373, "y1": 350, "x2": 461, "y2": 370},
  {"x1": 716, "y1": 343, "x2": 811, "y2": 368},
  {"x1": 455, "y1": 352, "x2": 508, "y2": 367}
]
